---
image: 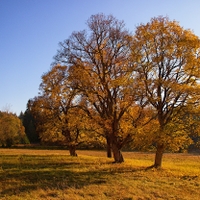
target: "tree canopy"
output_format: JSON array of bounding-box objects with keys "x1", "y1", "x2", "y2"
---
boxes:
[
  {"x1": 28, "y1": 14, "x2": 200, "y2": 166},
  {"x1": 130, "y1": 16, "x2": 200, "y2": 167},
  {"x1": 53, "y1": 13, "x2": 142, "y2": 162}
]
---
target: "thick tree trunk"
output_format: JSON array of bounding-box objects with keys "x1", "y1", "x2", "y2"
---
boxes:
[
  {"x1": 69, "y1": 145, "x2": 77, "y2": 157},
  {"x1": 106, "y1": 136, "x2": 112, "y2": 158},
  {"x1": 112, "y1": 143, "x2": 124, "y2": 163},
  {"x1": 154, "y1": 144, "x2": 165, "y2": 168}
]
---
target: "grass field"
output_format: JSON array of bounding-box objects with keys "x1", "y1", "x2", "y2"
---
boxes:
[{"x1": 0, "y1": 149, "x2": 200, "y2": 200}]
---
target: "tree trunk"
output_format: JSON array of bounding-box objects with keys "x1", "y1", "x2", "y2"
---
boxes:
[
  {"x1": 154, "y1": 144, "x2": 165, "y2": 168},
  {"x1": 69, "y1": 145, "x2": 77, "y2": 157},
  {"x1": 112, "y1": 142, "x2": 124, "y2": 163},
  {"x1": 6, "y1": 138, "x2": 13, "y2": 148},
  {"x1": 106, "y1": 136, "x2": 112, "y2": 158}
]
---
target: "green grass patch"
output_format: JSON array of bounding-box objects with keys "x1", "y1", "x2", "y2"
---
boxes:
[{"x1": 0, "y1": 149, "x2": 200, "y2": 200}]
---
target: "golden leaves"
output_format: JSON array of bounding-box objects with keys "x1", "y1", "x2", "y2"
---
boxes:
[{"x1": 0, "y1": 112, "x2": 27, "y2": 147}]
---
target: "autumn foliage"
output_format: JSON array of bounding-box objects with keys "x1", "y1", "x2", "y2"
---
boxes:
[
  {"x1": 28, "y1": 14, "x2": 200, "y2": 167},
  {"x1": 0, "y1": 111, "x2": 28, "y2": 147}
]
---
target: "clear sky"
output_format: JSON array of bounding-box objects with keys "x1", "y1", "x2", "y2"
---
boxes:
[{"x1": 1, "y1": 0, "x2": 200, "y2": 115}]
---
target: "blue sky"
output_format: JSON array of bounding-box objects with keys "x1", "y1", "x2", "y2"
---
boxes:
[{"x1": 1, "y1": 0, "x2": 200, "y2": 115}]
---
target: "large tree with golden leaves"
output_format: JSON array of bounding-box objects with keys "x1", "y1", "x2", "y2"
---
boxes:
[
  {"x1": 131, "y1": 16, "x2": 200, "y2": 168},
  {"x1": 54, "y1": 14, "x2": 137, "y2": 163}
]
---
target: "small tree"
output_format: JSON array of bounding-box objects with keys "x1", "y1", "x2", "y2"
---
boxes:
[
  {"x1": 19, "y1": 109, "x2": 39, "y2": 143},
  {"x1": 178, "y1": 103, "x2": 200, "y2": 151},
  {"x1": 29, "y1": 65, "x2": 86, "y2": 156},
  {"x1": 0, "y1": 111, "x2": 27, "y2": 147}
]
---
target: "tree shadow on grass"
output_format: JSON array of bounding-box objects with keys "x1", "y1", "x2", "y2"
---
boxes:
[
  {"x1": 0, "y1": 155, "x2": 145, "y2": 198},
  {"x1": 1, "y1": 168, "x2": 110, "y2": 197}
]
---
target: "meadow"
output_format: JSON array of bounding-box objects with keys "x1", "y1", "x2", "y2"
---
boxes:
[{"x1": 0, "y1": 149, "x2": 200, "y2": 200}]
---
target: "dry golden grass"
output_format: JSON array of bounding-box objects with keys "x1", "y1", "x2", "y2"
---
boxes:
[{"x1": 0, "y1": 149, "x2": 200, "y2": 200}]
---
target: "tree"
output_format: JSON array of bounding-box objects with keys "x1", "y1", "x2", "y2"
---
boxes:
[
  {"x1": 19, "y1": 110, "x2": 39, "y2": 143},
  {"x1": 178, "y1": 103, "x2": 200, "y2": 151},
  {"x1": 0, "y1": 111, "x2": 28, "y2": 147},
  {"x1": 54, "y1": 14, "x2": 136, "y2": 163},
  {"x1": 131, "y1": 16, "x2": 200, "y2": 167},
  {"x1": 29, "y1": 65, "x2": 87, "y2": 156}
]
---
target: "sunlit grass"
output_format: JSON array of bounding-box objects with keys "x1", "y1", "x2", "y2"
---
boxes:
[{"x1": 0, "y1": 149, "x2": 200, "y2": 200}]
